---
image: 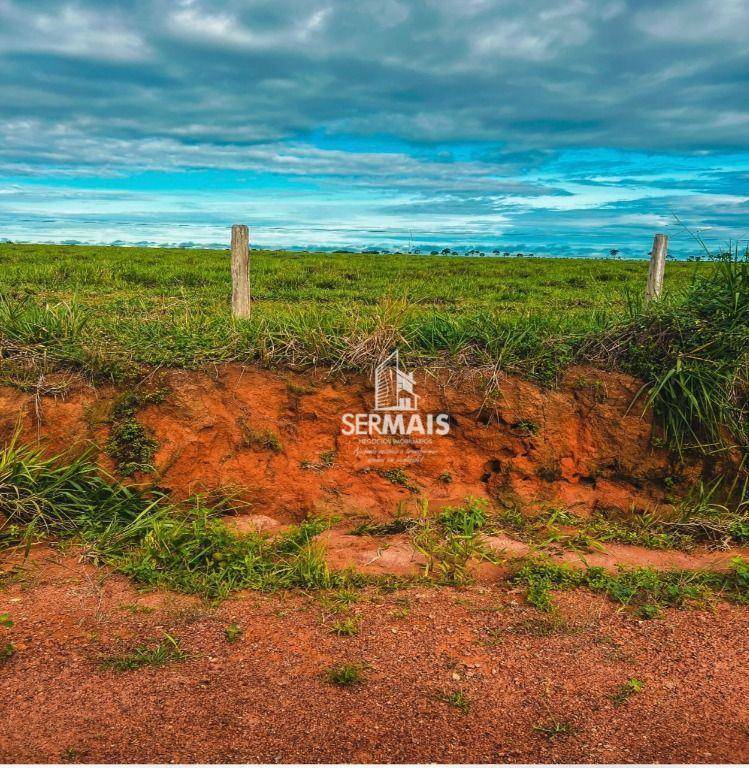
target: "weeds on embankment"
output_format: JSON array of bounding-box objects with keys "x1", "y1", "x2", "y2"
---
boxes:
[
  {"x1": 585, "y1": 249, "x2": 749, "y2": 458},
  {"x1": 1, "y1": 438, "x2": 748, "y2": 610},
  {"x1": 495, "y1": 495, "x2": 749, "y2": 552},
  {"x1": 412, "y1": 497, "x2": 499, "y2": 585},
  {"x1": 0, "y1": 436, "x2": 360, "y2": 599},
  {"x1": 510, "y1": 556, "x2": 749, "y2": 617},
  {"x1": 104, "y1": 389, "x2": 167, "y2": 476}
]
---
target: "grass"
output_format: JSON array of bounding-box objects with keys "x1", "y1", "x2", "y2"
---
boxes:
[
  {"x1": 533, "y1": 719, "x2": 576, "y2": 741},
  {"x1": 439, "y1": 498, "x2": 488, "y2": 536},
  {"x1": 2, "y1": 435, "x2": 748, "y2": 610},
  {"x1": 350, "y1": 513, "x2": 417, "y2": 536},
  {"x1": 317, "y1": 588, "x2": 361, "y2": 612},
  {"x1": 412, "y1": 498, "x2": 498, "y2": 585},
  {"x1": 495, "y1": 497, "x2": 749, "y2": 553},
  {"x1": 378, "y1": 468, "x2": 418, "y2": 493},
  {"x1": 0, "y1": 436, "x2": 362, "y2": 599},
  {"x1": 511, "y1": 556, "x2": 749, "y2": 615},
  {"x1": 325, "y1": 662, "x2": 365, "y2": 686},
  {"x1": 114, "y1": 510, "x2": 344, "y2": 598},
  {"x1": 438, "y1": 690, "x2": 471, "y2": 714},
  {"x1": 610, "y1": 677, "x2": 645, "y2": 706},
  {"x1": 0, "y1": 244, "x2": 706, "y2": 389},
  {"x1": 1, "y1": 243, "x2": 747, "y2": 603},
  {"x1": 328, "y1": 616, "x2": 361, "y2": 636},
  {"x1": 588, "y1": 249, "x2": 749, "y2": 458},
  {"x1": 506, "y1": 613, "x2": 577, "y2": 637},
  {"x1": 100, "y1": 633, "x2": 187, "y2": 671},
  {"x1": 241, "y1": 426, "x2": 283, "y2": 453},
  {"x1": 103, "y1": 388, "x2": 167, "y2": 476},
  {"x1": 0, "y1": 611, "x2": 13, "y2": 664}
]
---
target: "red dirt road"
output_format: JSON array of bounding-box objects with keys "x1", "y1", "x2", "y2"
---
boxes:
[{"x1": 1, "y1": 549, "x2": 747, "y2": 764}]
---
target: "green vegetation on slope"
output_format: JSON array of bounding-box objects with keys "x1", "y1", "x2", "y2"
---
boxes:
[
  {"x1": 495, "y1": 498, "x2": 749, "y2": 552},
  {"x1": 0, "y1": 436, "x2": 356, "y2": 599},
  {"x1": 588, "y1": 254, "x2": 749, "y2": 457},
  {"x1": 511, "y1": 556, "x2": 749, "y2": 616},
  {"x1": 1, "y1": 437, "x2": 747, "y2": 611}
]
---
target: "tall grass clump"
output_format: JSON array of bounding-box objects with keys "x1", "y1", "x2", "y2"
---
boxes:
[
  {"x1": 0, "y1": 295, "x2": 137, "y2": 382},
  {"x1": 0, "y1": 434, "x2": 157, "y2": 554},
  {"x1": 591, "y1": 251, "x2": 748, "y2": 460},
  {"x1": 118, "y1": 511, "x2": 341, "y2": 599},
  {"x1": 412, "y1": 498, "x2": 497, "y2": 584},
  {"x1": 0, "y1": 297, "x2": 87, "y2": 347}
]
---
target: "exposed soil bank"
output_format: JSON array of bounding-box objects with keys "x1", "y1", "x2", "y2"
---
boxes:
[
  {"x1": 0, "y1": 363, "x2": 713, "y2": 524},
  {"x1": 1, "y1": 548, "x2": 748, "y2": 764}
]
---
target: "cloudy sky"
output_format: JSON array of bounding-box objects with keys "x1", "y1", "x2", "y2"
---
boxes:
[{"x1": 1, "y1": 0, "x2": 747, "y2": 256}]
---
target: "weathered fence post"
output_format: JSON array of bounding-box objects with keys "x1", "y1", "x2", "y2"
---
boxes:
[
  {"x1": 645, "y1": 233, "x2": 668, "y2": 302},
  {"x1": 231, "y1": 224, "x2": 251, "y2": 318}
]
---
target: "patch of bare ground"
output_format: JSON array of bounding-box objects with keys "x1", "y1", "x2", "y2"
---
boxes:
[
  {"x1": 1, "y1": 362, "x2": 747, "y2": 762},
  {"x1": 0, "y1": 547, "x2": 747, "y2": 763}
]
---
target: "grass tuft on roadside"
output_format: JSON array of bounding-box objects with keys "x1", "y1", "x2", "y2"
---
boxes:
[
  {"x1": 510, "y1": 555, "x2": 749, "y2": 615},
  {"x1": 0, "y1": 436, "x2": 359, "y2": 599},
  {"x1": 412, "y1": 497, "x2": 497, "y2": 585},
  {"x1": 100, "y1": 633, "x2": 187, "y2": 672}
]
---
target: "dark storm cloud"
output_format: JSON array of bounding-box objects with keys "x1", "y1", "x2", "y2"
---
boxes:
[{"x1": 1, "y1": 0, "x2": 748, "y2": 177}]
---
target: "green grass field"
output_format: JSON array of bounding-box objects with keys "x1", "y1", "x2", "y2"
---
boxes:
[
  {"x1": 0, "y1": 242, "x2": 700, "y2": 318},
  {"x1": 0, "y1": 243, "x2": 703, "y2": 375}
]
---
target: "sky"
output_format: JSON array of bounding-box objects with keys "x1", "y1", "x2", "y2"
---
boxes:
[{"x1": 0, "y1": 0, "x2": 748, "y2": 257}]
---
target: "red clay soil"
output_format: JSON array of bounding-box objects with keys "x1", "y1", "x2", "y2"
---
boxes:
[
  {"x1": 1, "y1": 547, "x2": 748, "y2": 764},
  {"x1": 0, "y1": 363, "x2": 718, "y2": 523},
  {"x1": 2, "y1": 364, "x2": 748, "y2": 762}
]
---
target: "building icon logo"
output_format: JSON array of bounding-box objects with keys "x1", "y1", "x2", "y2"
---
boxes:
[{"x1": 374, "y1": 350, "x2": 420, "y2": 412}]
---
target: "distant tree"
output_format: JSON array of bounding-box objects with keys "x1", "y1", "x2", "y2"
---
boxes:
[{"x1": 609, "y1": 249, "x2": 619, "y2": 257}]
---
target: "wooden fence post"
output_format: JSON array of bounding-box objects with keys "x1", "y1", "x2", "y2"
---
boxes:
[
  {"x1": 645, "y1": 233, "x2": 668, "y2": 302},
  {"x1": 231, "y1": 224, "x2": 251, "y2": 318}
]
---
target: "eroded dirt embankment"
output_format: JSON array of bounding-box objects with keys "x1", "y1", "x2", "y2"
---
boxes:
[{"x1": 0, "y1": 362, "x2": 711, "y2": 524}]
